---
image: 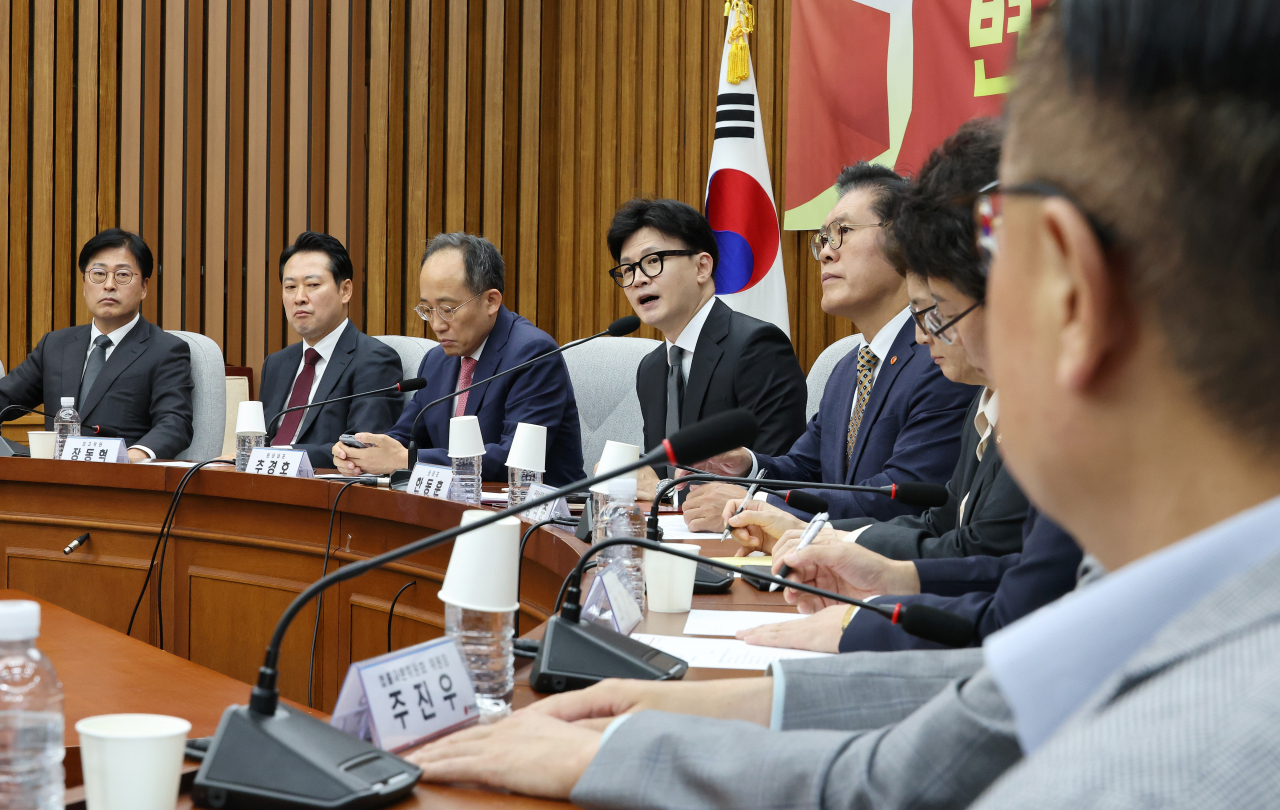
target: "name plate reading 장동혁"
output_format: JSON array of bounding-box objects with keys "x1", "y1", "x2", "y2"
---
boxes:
[{"x1": 60, "y1": 437, "x2": 128, "y2": 463}]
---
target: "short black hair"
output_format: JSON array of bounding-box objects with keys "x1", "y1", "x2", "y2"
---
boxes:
[
  {"x1": 834, "y1": 162, "x2": 908, "y2": 227},
  {"x1": 606, "y1": 199, "x2": 720, "y2": 273},
  {"x1": 890, "y1": 118, "x2": 1003, "y2": 301},
  {"x1": 1012, "y1": 0, "x2": 1280, "y2": 448},
  {"x1": 421, "y1": 232, "x2": 505, "y2": 295},
  {"x1": 78, "y1": 229, "x2": 153, "y2": 280},
  {"x1": 279, "y1": 231, "x2": 354, "y2": 284}
]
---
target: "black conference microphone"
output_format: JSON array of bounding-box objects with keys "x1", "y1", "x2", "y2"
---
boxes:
[
  {"x1": 84, "y1": 424, "x2": 119, "y2": 438},
  {"x1": 528, "y1": 537, "x2": 976, "y2": 694},
  {"x1": 190, "y1": 408, "x2": 757, "y2": 810},
  {"x1": 394, "y1": 315, "x2": 642, "y2": 480},
  {"x1": 265, "y1": 377, "x2": 428, "y2": 439},
  {"x1": 0, "y1": 405, "x2": 48, "y2": 458},
  {"x1": 0, "y1": 404, "x2": 46, "y2": 422}
]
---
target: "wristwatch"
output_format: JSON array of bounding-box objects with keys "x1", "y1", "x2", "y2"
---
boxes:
[
  {"x1": 841, "y1": 605, "x2": 858, "y2": 629},
  {"x1": 656, "y1": 479, "x2": 675, "y2": 502}
]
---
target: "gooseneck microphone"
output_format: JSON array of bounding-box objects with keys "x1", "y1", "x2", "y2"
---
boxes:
[
  {"x1": 265, "y1": 377, "x2": 428, "y2": 439},
  {"x1": 0, "y1": 404, "x2": 46, "y2": 422},
  {"x1": 398, "y1": 315, "x2": 642, "y2": 475},
  {"x1": 191, "y1": 408, "x2": 757, "y2": 809}
]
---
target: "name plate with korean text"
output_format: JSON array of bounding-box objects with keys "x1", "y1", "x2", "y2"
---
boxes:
[
  {"x1": 406, "y1": 463, "x2": 454, "y2": 500},
  {"x1": 520, "y1": 482, "x2": 571, "y2": 522},
  {"x1": 330, "y1": 636, "x2": 478, "y2": 751},
  {"x1": 60, "y1": 437, "x2": 128, "y2": 463},
  {"x1": 245, "y1": 447, "x2": 315, "y2": 478}
]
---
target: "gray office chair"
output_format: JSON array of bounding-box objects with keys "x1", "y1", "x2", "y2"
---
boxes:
[
  {"x1": 564, "y1": 336, "x2": 660, "y2": 470},
  {"x1": 166, "y1": 331, "x2": 228, "y2": 461},
  {"x1": 805, "y1": 334, "x2": 862, "y2": 422},
  {"x1": 372, "y1": 335, "x2": 440, "y2": 401}
]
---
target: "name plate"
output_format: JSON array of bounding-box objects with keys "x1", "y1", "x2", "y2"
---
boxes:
[
  {"x1": 245, "y1": 447, "x2": 314, "y2": 478},
  {"x1": 407, "y1": 463, "x2": 454, "y2": 499},
  {"x1": 521, "y1": 483, "x2": 571, "y2": 522},
  {"x1": 60, "y1": 437, "x2": 128, "y2": 463},
  {"x1": 330, "y1": 636, "x2": 478, "y2": 752}
]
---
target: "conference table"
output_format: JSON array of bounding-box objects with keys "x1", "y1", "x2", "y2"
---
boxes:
[{"x1": 0, "y1": 456, "x2": 800, "y2": 807}]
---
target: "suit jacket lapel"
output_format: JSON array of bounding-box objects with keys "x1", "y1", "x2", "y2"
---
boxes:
[
  {"x1": 681, "y1": 299, "x2": 730, "y2": 426},
  {"x1": 463, "y1": 306, "x2": 515, "y2": 417},
  {"x1": 60, "y1": 326, "x2": 92, "y2": 406},
  {"x1": 637, "y1": 346, "x2": 668, "y2": 451},
  {"x1": 846, "y1": 319, "x2": 916, "y2": 482},
  {"x1": 79, "y1": 318, "x2": 150, "y2": 421},
  {"x1": 297, "y1": 323, "x2": 356, "y2": 439},
  {"x1": 264, "y1": 342, "x2": 303, "y2": 428}
]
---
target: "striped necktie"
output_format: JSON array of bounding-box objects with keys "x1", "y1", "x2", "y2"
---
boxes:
[{"x1": 845, "y1": 345, "x2": 879, "y2": 463}]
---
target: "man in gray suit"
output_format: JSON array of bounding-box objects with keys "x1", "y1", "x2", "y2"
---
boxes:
[{"x1": 408, "y1": 1, "x2": 1280, "y2": 806}]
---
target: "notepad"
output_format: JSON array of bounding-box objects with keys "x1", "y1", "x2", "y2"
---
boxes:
[
  {"x1": 656, "y1": 515, "x2": 721, "y2": 542},
  {"x1": 630, "y1": 633, "x2": 832, "y2": 670},
  {"x1": 682, "y1": 609, "x2": 804, "y2": 637}
]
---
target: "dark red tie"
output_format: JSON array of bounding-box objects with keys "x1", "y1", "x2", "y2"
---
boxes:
[
  {"x1": 273, "y1": 348, "x2": 321, "y2": 445},
  {"x1": 454, "y1": 356, "x2": 478, "y2": 417}
]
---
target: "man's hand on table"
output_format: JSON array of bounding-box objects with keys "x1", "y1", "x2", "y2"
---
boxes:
[
  {"x1": 722, "y1": 499, "x2": 808, "y2": 554},
  {"x1": 682, "y1": 482, "x2": 747, "y2": 531},
  {"x1": 331, "y1": 432, "x2": 405, "y2": 475},
  {"x1": 127, "y1": 448, "x2": 149, "y2": 463},
  {"x1": 772, "y1": 541, "x2": 921, "y2": 614},
  {"x1": 737, "y1": 604, "x2": 847, "y2": 653}
]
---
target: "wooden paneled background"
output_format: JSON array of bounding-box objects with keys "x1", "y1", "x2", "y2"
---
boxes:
[{"x1": 0, "y1": 0, "x2": 855, "y2": 381}]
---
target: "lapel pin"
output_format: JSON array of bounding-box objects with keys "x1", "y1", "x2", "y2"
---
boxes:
[{"x1": 889, "y1": 356, "x2": 897, "y2": 365}]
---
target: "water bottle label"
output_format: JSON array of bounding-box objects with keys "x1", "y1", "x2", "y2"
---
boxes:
[
  {"x1": 521, "y1": 483, "x2": 571, "y2": 522},
  {"x1": 245, "y1": 447, "x2": 314, "y2": 478},
  {"x1": 331, "y1": 635, "x2": 478, "y2": 752},
  {"x1": 60, "y1": 437, "x2": 128, "y2": 463},
  {"x1": 407, "y1": 463, "x2": 454, "y2": 499}
]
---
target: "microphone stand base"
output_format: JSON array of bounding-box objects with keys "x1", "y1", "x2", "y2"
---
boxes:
[
  {"x1": 388, "y1": 468, "x2": 412, "y2": 490},
  {"x1": 529, "y1": 615, "x2": 689, "y2": 693},
  {"x1": 192, "y1": 703, "x2": 420, "y2": 810}
]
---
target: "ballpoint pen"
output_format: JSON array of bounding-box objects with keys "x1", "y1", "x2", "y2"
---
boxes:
[
  {"x1": 771, "y1": 511, "x2": 830, "y2": 591},
  {"x1": 720, "y1": 467, "x2": 768, "y2": 542}
]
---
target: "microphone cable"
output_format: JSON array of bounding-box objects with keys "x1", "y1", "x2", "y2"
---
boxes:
[{"x1": 386, "y1": 580, "x2": 416, "y2": 654}]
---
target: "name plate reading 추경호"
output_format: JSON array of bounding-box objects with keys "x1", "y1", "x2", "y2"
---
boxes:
[{"x1": 244, "y1": 447, "x2": 315, "y2": 478}]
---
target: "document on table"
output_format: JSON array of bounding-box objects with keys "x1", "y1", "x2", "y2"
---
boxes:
[
  {"x1": 682, "y1": 609, "x2": 804, "y2": 637},
  {"x1": 630, "y1": 633, "x2": 832, "y2": 671},
  {"x1": 657, "y1": 515, "x2": 721, "y2": 542}
]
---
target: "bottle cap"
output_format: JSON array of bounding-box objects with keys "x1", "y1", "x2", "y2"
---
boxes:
[
  {"x1": 0, "y1": 601, "x2": 40, "y2": 641},
  {"x1": 61, "y1": 397, "x2": 75, "y2": 408},
  {"x1": 607, "y1": 476, "x2": 637, "y2": 502}
]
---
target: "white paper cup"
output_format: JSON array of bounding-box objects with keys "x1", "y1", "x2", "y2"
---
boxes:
[
  {"x1": 75, "y1": 713, "x2": 192, "y2": 810},
  {"x1": 505, "y1": 422, "x2": 546, "y2": 473},
  {"x1": 590, "y1": 440, "x2": 641, "y2": 495},
  {"x1": 27, "y1": 431, "x2": 56, "y2": 459},
  {"x1": 644, "y1": 543, "x2": 701, "y2": 613},
  {"x1": 447, "y1": 415, "x2": 486, "y2": 458},
  {"x1": 235, "y1": 400, "x2": 267, "y2": 435},
  {"x1": 438, "y1": 511, "x2": 521, "y2": 612}
]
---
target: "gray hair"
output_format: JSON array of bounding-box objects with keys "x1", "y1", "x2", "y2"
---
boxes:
[{"x1": 421, "y1": 232, "x2": 505, "y2": 295}]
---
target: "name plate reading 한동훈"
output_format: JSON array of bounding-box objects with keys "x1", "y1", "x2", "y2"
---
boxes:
[
  {"x1": 245, "y1": 447, "x2": 315, "y2": 478},
  {"x1": 521, "y1": 483, "x2": 571, "y2": 522},
  {"x1": 330, "y1": 635, "x2": 478, "y2": 751},
  {"x1": 60, "y1": 437, "x2": 128, "y2": 463},
  {"x1": 407, "y1": 463, "x2": 454, "y2": 499}
]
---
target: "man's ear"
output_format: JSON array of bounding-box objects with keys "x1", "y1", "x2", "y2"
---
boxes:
[
  {"x1": 339, "y1": 277, "x2": 354, "y2": 305},
  {"x1": 484, "y1": 289, "x2": 503, "y2": 315},
  {"x1": 139, "y1": 277, "x2": 149, "y2": 301},
  {"x1": 696, "y1": 252, "x2": 716, "y2": 285},
  {"x1": 1042, "y1": 197, "x2": 1130, "y2": 393}
]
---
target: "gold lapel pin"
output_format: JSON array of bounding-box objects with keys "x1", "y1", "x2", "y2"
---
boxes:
[{"x1": 889, "y1": 356, "x2": 898, "y2": 365}]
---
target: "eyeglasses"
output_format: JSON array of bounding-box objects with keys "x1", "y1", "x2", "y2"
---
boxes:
[
  {"x1": 414, "y1": 292, "x2": 482, "y2": 322},
  {"x1": 923, "y1": 301, "x2": 982, "y2": 345},
  {"x1": 810, "y1": 221, "x2": 884, "y2": 261},
  {"x1": 972, "y1": 179, "x2": 1117, "y2": 275},
  {"x1": 84, "y1": 269, "x2": 138, "y2": 286},
  {"x1": 607, "y1": 250, "x2": 696, "y2": 289},
  {"x1": 909, "y1": 303, "x2": 937, "y2": 332}
]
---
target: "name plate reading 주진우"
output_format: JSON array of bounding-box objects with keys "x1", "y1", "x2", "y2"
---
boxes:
[
  {"x1": 60, "y1": 437, "x2": 128, "y2": 463},
  {"x1": 245, "y1": 447, "x2": 315, "y2": 478},
  {"x1": 406, "y1": 463, "x2": 453, "y2": 499},
  {"x1": 330, "y1": 635, "x2": 478, "y2": 751},
  {"x1": 521, "y1": 483, "x2": 571, "y2": 522}
]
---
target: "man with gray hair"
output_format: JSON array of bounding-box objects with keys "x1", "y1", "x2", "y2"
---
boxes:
[{"x1": 333, "y1": 232, "x2": 586, "y2": 486}]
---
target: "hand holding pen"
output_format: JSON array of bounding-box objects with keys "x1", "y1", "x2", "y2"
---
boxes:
[{"x1": 771, "y1": 511, "x2": 830, "y2": 592}]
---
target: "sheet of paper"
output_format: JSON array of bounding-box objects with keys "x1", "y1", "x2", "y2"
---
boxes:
[
  {"x1": 657, "y1": 514, "x2": 721, "y2": 542},
  {"x1": 681, "y1": 609, "x2": 803, "y2": 637},
  {"x1": 707, "y1": 555, "x2": 772, "y2": 568},
  {"x1": 480, "y1": 490, "x2": 508, "y2": 504},
  {"x1": 629, "y1": 633, "x2": 832, "y2": 671}
]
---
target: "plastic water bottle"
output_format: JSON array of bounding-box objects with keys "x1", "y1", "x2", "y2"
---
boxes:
[
  {"x1": 52, "y1": 398, "x2": 79, "y2": 461},
  {"x1": 0, "y1": 601, "x2": 64, "y2": 810},
  {"x1": 507, "y1": 466, "x2": 542, "y2": 507},
  {"x1": 445, "y1": 603, "x2": 513, "y2": 723},
  {"x1": 235, "y1": 432, "x2": 265, "y2": 473},
  {"x1": 596, "y1": 477, "x2": 647, "y2": 611},
  {"x1": 450, "y1": 455, "x2": 483, "y2": 506}
]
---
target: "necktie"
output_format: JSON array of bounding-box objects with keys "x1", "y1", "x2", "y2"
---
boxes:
[
  {"x1": 79, "y1": 334, "x2": 114, "y2": 408},
  {"x1": 845, "y1": 345, "x2": 879, "y2": 465},
  {"x1": 272, "y1": 348, "x2": 321, "y2": 445},
  {"x1": 665, "y1": 345, "x2": 685, "y2": 477},
  {"x1": 455, "y1": 356, "x2": 478, "y2": 417}
]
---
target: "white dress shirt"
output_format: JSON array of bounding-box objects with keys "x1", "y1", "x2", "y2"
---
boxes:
[
  {"x1": 665, "y1": 295, "x2": 717, "y2": 382},
  {"x1": 283, "y1": 319, "x2": 349, "y2": 444},
  {"x1": 86, "y1": 313, "x2": 153, "y2": 458}
]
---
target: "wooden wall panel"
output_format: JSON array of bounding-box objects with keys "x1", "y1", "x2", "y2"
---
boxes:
[{"x1": 1, "y1": 0, "x2": 853, "y2": 387}]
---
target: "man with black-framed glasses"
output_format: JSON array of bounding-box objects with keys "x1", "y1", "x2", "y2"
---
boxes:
[{"x1": 605, "y1": 198, "x2": 807, "y2": 488}]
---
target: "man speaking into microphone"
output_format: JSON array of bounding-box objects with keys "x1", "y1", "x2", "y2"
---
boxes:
[{"x1": 333, "y1": 233, "x2": 586, "y2": 485}]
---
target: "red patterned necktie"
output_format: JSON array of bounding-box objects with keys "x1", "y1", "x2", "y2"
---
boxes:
[
  {"x1": 454, "y1": 356, "x2": 478, "y2": 417},
  {"x1": 272, "y1": 348, "x2": 321, "y2": 445}
]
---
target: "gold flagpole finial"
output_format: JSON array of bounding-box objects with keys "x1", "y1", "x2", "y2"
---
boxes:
[{"x1": 725, "y1": 0, "x2": 755, "y2": 85}]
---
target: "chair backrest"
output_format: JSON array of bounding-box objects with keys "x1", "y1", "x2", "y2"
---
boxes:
[
  {"x1": 0, "y1": 359, "x2": 5, "y2": 378},
  {"x1": 223, "y1": 376, "x2": 250, "y2": 456},
  {"x1": 805, "y1": 334, "x2": 862, "y2": 421},
  {"x1": 166, "y1": 331, "x2": 228, "y2": 460},
  {"x1": 372, "y1": 335, "x2": 440, "y2": 401},
  {"x1": 563, "y1": 336, "x2": 661, "y2": 470}
]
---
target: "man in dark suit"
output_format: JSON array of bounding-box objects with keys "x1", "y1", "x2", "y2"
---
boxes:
[
  {"x1": 683, "y1": 164, "x2": 977, "y2": 528},
  {"x1": 0, "y1": 229, "x2": 193, "y2": 460},
  {"x1": 259, "y1": 232, "x2": 402, "y2": 470},
  {"x1": 605, "y1": 199, "x2": 807, "y2": 490},
  {"x1": 332, "y1": 233, "x2": 585, "y2": 486}
]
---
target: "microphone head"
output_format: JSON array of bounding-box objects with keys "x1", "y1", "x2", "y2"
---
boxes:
[
  {"x1": 897, "y1": 604, "x2": 975, "y2": 648},
  {"x1": 893, "y1": 482, "x2": 949, "y2": 508},
  {"x1": 88, "y1": 425, "x2": 120, "y2": 439},
  {"x1": 607, "y1": 315, "x2": 642, "y2": 337},
  {"x1": 783, "y1": 490, "x2": 829, "y2": 515},
  {"x1": 662, "y1": 409, "x2": 759, "y2": 467},
  {"x1": 399, "y1": 377, "x2": 428, "y2": 393}
]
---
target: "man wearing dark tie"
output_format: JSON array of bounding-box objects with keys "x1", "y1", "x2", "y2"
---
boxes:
[
  {"x1": 606, "y1": 198, "x2": 807, "y2": 493},
  {"x1": 0, "y1": 228, "x2": 193, "y2": 460},
  {"x1": 332, "y1": 233, "x2": 586, "y2": 486},
  {"x1": 259, "y1": 232, "x2": 403, "y2": 470}
]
